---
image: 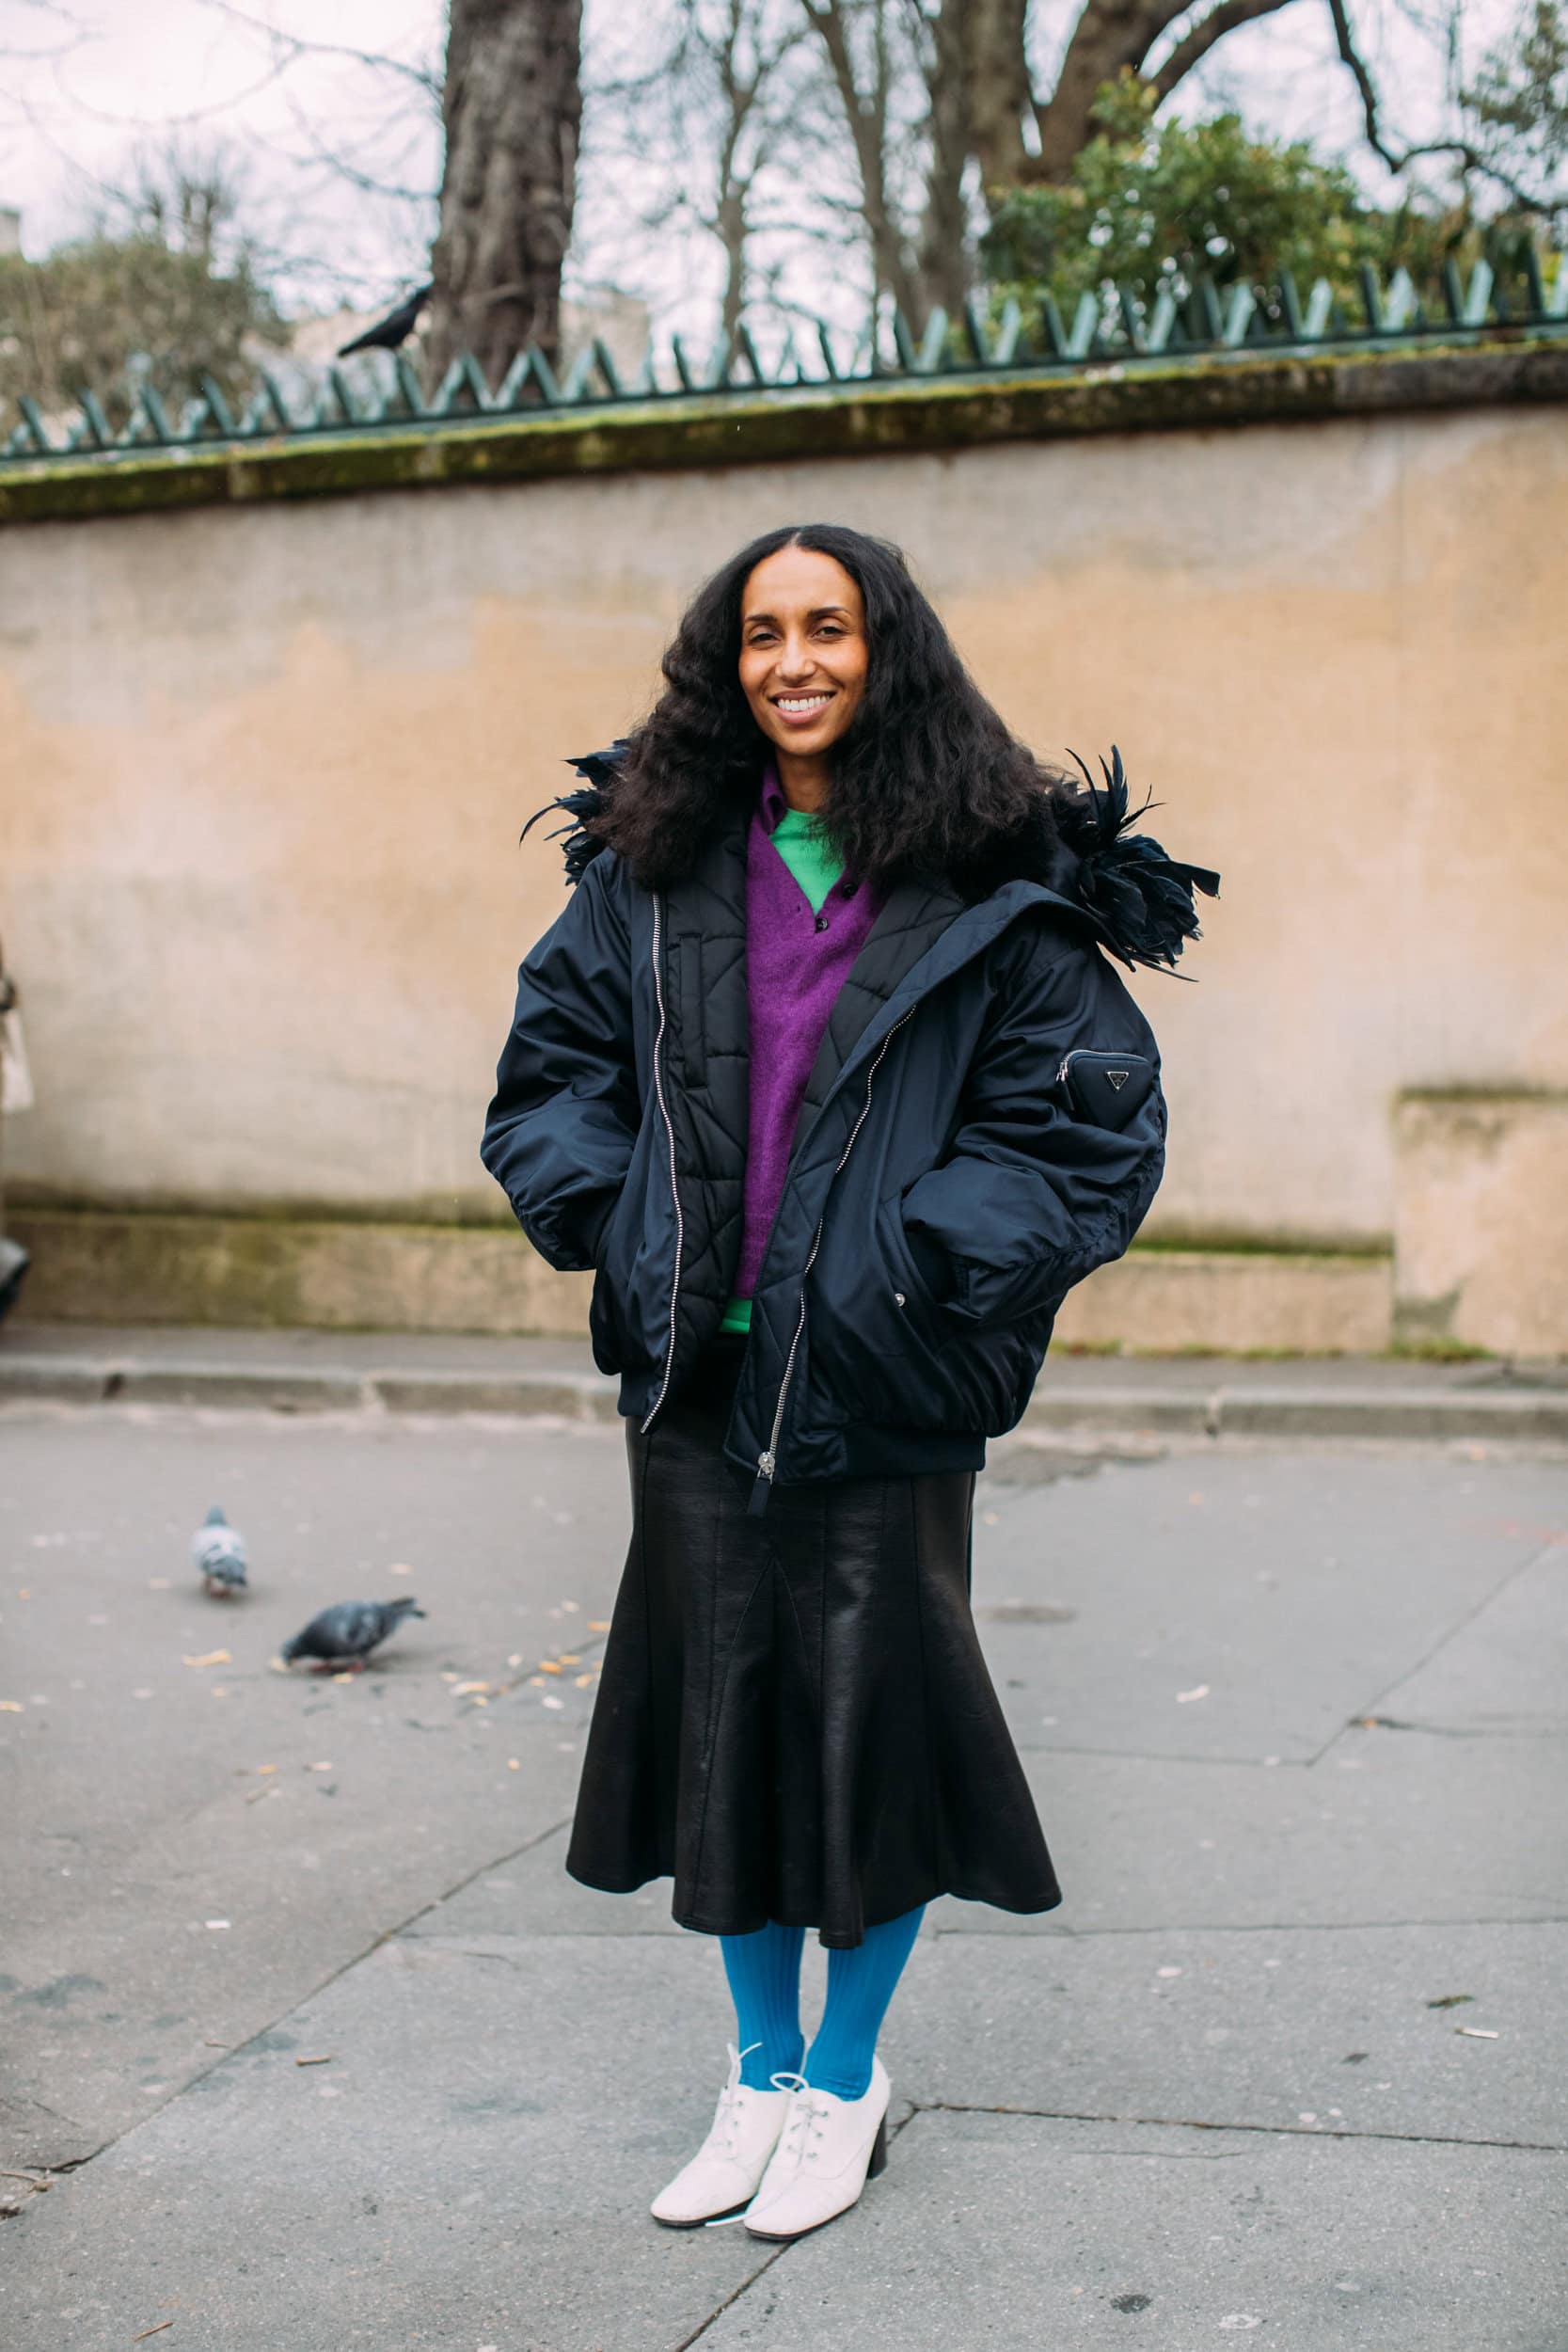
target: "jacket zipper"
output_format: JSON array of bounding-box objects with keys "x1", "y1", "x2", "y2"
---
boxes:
[
  {"x1": 748, "y1": 1009, "x2": 914, "y2": 1517},
  {"x1": 640, "y1": 894, "x2": 685, "y2": 1435}
]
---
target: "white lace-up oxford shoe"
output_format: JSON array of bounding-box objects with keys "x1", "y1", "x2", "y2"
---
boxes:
[
  {"x1": 742, "y1": 2057, "x2": 892, "y2": 2241},
  {"x1": 650, "y1": 2044, "x2": 792, "y2": 2228}
]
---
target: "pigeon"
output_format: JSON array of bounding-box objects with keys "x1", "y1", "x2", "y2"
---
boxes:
[
  {"x1": 337, "y1": 283, "x2": 432, "y2": 357},
  {"x1": 280, "y1": 1597, "x2": 426, "y2": 1673},
  {"x1": 193, "y1": 1505, "x2": 247, "y2": 1597}
]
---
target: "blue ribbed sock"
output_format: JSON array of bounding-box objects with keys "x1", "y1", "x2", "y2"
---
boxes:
[
  {"x1": 721, "y1": 1921, "x2": 807, "y2": 2090},
  {"x1": 803, "y1": 1905, "x2": 925, "y2": 2101}
]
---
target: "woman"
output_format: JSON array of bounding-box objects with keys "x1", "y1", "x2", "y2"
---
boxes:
[{"x1": 482, "y1": 523, "x2": 1216, "y2": 2242}]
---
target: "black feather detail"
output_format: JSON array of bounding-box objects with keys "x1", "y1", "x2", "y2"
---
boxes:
[
  {"x1": 1054, "y1": 745, "x2": 1221, "y2": 976},
  {"x1": 520, "y1": 741, "x2": 629, "y2": 885}
]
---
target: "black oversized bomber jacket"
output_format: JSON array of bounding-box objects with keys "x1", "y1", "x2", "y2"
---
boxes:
[{"x1": 482, "y1": 753, "x2": 1216, "y2": 1510}]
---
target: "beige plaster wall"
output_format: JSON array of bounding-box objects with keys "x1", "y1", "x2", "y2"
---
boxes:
[{"x1": 3, "y1": 403, "x2": 1566, "y2": 1260}]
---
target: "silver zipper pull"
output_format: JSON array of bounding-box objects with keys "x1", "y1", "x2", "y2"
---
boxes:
[{"x1": 748, "y1": 1454, "x2": 776, "y2": 1518}]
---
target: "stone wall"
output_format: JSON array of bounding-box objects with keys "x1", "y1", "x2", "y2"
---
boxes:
[{"x1": 3, "y1": 346, "x2": 1565, "y2": 1348}]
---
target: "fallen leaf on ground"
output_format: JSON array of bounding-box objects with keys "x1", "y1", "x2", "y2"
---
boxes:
[
  {"x1": 1176, "y1": 1684, "x2": 1211, "y2": 1704},
  {"x1": 306, "y1": 1761, "x2": 332, "y2": 1772},
  {"x1": 507, "y1": 1654, "x2": 523, "y2": 1667},
  {"x1": 182, "y1": 1650, "x2": 231, "y2": 1668},
  {"x1": 294, "y1": 2055, "x2": 334, "y2": 2067},
  {"x1": 131, "y1": 2325, "x2": 175, "y2": 2342},
  {"x1": 507, "y1": 1758, "x2": 520, "y2": 1771},
  {"x1": 542, "y1": 1694, "x2": 565, "y2": 1711},
  {"x1": 0, "y1": 1700, "x2": 23, "y2": 1712},
  {"x1": 388, "y1": 1563, "x2": 414, "y2": 1576},
  {"x1": 268, "y1": 1657, "x2": 290, "y2": 1674},
  {"x1": 1426, "y1": 1994, "x2": 1473, "y2": 2009},
  {"x1": 588, "y1": 1620, "x2": 610, "y2": 1632},
  {"x1": 451, "y1": 1681, "x2": 490, "y2": 1696},
  {"x1": 576, "y1": 1674, "x2": 593, "y2": 1688},
  {"x1": 205, "y1": 1919, "x2": 230, "y2": 1931},
  {"x1": 255, "y1": 1764, "x2": 278, "y2": 1775},
  {"x1": 147, "y1": 1578, "x2": 170, "y2": 1590},
  {"x1": 539, "y1": 1661, "x2": 563, "y2": 1675},
  {"x1": 1456, "y1": 2026, "x2": 1499, "y2": 2039},
  {"x1": 559, "y1": 1655, "x2": 581, "y2": 1666},
  {"x1": 203, "y1": 2040, "x2": 229, "y2": 2049}
]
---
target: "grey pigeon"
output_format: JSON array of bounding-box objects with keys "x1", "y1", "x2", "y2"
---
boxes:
[
  {"x1": 193, "y1": 1504, "x2": 247, "y2": 1596},
  {"x1": 280, "y1": 1597, "x2": 426, "y2": 1672}
]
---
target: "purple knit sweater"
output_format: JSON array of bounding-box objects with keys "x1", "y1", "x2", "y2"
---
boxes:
[{"x1": 732, "y1": 767, "x2": 885, "y2": 1299}]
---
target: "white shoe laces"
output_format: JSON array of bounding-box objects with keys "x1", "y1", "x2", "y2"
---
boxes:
[
  {"x1": 768, "y1": 2071, "x2": 833, "y2": 2168},
  {"x1": 709, "y1": 2042, "x2": 763, "y2": 2156}
]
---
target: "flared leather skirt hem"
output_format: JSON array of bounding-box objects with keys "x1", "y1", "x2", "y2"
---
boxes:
[
  {"x1": 565, "y1": 1859, "x2": 1063, "y2": 1947},
  {"x1": 565, "y1": 1338, "x2": 1060, "y2": 1948}
]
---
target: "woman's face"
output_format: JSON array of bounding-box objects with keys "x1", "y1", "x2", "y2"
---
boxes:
[{"x1": 737, "y1": 546, "x2": 868, "y2": 763}]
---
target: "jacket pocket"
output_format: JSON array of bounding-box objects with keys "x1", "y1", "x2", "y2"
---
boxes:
[
  {"x1": 876, "y1": 1189, "x2": 946, "y2": 1346},
  {"x1": 808, "y1": 1187, "x2": 1022, "y2": 1436}
]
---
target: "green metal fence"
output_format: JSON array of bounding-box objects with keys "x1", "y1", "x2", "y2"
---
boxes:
[{"x1": 5, "y1": 258, "x2": 1565, "y2": 464}]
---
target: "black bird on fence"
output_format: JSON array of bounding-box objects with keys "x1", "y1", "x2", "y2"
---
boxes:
[{"x1": 337, "y1": 283, "x2": 433, "y2": 358}]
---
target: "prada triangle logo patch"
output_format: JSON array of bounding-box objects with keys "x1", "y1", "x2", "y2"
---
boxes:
[{"x1": 1105, "y1": 1068, "x2": 1131, "y2": 1091}]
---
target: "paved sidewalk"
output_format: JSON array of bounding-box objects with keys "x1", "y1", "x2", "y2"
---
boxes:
[
  {"x1": 6, "y1": 1319, "x2": 1568, "y2": 1443},
  {"x1": 1, "y1": 1386, "x2": 1565, "y2": 2346}
]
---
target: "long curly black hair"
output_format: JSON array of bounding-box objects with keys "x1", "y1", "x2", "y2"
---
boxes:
[{"x1": 582, "y1": 522, "x2": 1073, "y2": 895}]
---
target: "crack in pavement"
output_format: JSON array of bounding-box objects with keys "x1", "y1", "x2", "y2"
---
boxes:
[
  {"x1": 673, "y1": 2245, "x2": 791, "y2": 2348},
  {"x1": 928, "y1": 1914, "x2": 1568, "y2": 1936},
  {"x1": 906, "y1": 2101, "x2": 1566, "y2": 2153},
  {"x1": 1346, "y1": 1714, "x2": 1561, "y2": 1740},
  {"x1": 1309, "y1": 1534, "x2": 1568, "y2": 1769},
  {"x1": 6, "y1": 1811, "x2": 578, "y2": 2189}
]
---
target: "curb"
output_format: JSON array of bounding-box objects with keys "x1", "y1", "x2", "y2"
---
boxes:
[{"x1": 2, "y1": 1351, "x2": 1566, "y2": 1444}]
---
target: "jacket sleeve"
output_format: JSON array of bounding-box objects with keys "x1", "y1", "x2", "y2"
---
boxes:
[
  {"x1": 481, "y1": 853, "x2": 640, "y2": 1274},
  {"x1": 899, "y1": 926, "x2": 1165, "y2": 1332}
]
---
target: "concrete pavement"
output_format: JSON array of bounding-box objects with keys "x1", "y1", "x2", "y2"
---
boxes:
[
  {"x1": 1, "y1": 1380, "x2": 1565, "y2": 2348},
  {"x1": 5, "y1": 1320, "x2": 1568, "y2": 1443}
]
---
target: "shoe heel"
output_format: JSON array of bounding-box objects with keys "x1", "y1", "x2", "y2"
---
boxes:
[{"x1": 867, "y1": 2113, "x2": 888, "y2": 2181}]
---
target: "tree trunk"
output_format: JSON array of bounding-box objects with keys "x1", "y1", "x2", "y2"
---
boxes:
[
  {"x1": 957, "y1": 0, "x2": 1033, "y2": 193},
  {"x1": 915, "y1": 0, "x2": 975, "y2": 316},
  {"x1": 804, "y1": 0, "x2": 925, "y2": 321},
  {"x1": 1032, "y1": 0, "x2": 1185, "y2": 180},
  {"x1": 427, "y1": 0, "x2": 583, "y2": 386}
]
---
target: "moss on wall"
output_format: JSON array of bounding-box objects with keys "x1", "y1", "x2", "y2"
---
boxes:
[{"x1": 3, "y1": 336, "x2": 1565, "y2": 530}]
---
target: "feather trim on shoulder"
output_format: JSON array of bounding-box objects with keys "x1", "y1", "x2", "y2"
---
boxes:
[
  {"x1": 520, "y1": 742, "x2": 628, "y2": 885},
  {"x1": 1052, "y1": 746, "x2": 1221, "y2": 975}
]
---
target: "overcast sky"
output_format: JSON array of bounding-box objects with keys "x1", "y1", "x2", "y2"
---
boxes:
[{"x1": 0, "y1": 0, "x2": 1524, "y2": 333}]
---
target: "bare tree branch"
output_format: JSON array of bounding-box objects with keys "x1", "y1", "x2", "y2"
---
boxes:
[
  {"x1": 1150, "y1": 0, "x2": 1302, "y2": 103},
  {"x1": 1325, "y1": 0, "x2": 1558, "y2": 214},
  {"x1": 198, "y1": 0, "x2": 442, "y2": 101}
]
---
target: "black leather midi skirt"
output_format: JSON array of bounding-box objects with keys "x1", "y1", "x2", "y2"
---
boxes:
[{"x1": 565, "y1": 1335, "x2": 1061, "y2": 1947}]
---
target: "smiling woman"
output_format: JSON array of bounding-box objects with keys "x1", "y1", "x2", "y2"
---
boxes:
[
  {"x1": 482, "y1": 519, "x2": 1216, "y2": 2245},
  {"x1": 736, "y1": 545, "x2": 869, "y2": 803}
]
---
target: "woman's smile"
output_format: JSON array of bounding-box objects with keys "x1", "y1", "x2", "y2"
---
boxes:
[{"x1": 771, "y1": 689, "x2": 837, "y2": 725}]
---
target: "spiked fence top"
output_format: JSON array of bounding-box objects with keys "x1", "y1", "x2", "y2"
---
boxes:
[{"x1": 5, "y1": 258, "x2": 1565, "y2": 467}]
